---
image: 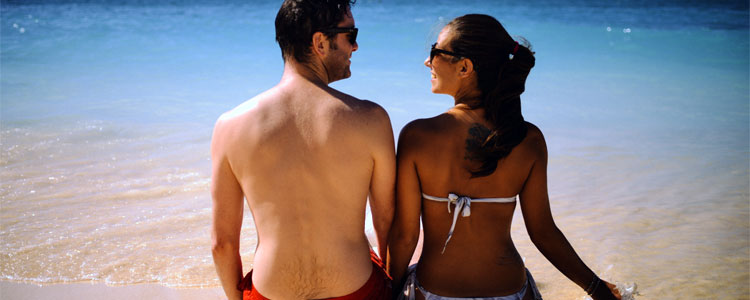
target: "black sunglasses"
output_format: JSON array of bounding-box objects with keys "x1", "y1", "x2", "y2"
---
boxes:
[
  {"x1": 430, "y1": 43, "x2": 467, "y2": 63},
  {"x1": 321, "y1": 27, "x2": 358, "y2": 45}
]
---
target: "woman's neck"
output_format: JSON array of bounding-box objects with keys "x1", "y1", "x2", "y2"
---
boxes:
[
  {"x1": 452, "y1": 86, "x2": 482, "y2": 107},
  {"x1": 453, "y1": 95, "x2": 481, "y2": 108},
  {"x1": 450, "y1": 102, "x2": 487, "y2": 125}
]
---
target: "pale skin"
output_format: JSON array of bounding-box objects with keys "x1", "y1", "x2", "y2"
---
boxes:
[
  {"x1": 211, "y1": 10, "x2": 395, "y2": 300},
  {"x1": 387, "y1": 27, "x2": 621, "y2": 300}
]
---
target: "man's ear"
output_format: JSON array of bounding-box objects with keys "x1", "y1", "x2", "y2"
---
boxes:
[
  {"x1": 311, "y1": 31, "x2": 329, "y2": 57},
  {"x1": 458, "y1": 58, "x2": 474, "y2": 78}
]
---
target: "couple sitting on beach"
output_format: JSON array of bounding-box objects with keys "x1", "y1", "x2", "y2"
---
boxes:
[{"x1": 210, "y1": 0, "x2": 622, "y2": 299}]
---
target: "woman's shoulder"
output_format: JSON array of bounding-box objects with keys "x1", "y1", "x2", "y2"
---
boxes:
[
  {"x1": 401, "y1": 114, "x2": 455, "y2": 137},
  {"x1": 517, "y1": 121, "x2": 547, "y2": 158},
  {"x1": 397, "y1": 114, "x2": 456, "y2": 151},
  {"x1": 524, "y1": 121, "x2": 544, "y2": 139}
]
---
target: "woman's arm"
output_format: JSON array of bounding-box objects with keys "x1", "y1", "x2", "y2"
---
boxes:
[
  {"x1": 387, "y1": 124, "x2": 424, "y2": 291},
  {"x1": 519, "y1": 127, "x2": 620, "y2": 300}
]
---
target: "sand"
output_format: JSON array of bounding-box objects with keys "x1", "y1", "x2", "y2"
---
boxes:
[{"x1": 0, "y1": 281, "x2": 226, "y2": 300}]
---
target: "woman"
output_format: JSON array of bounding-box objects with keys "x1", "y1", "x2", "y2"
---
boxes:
[{"x1": 387, "y1": 14, "x2": 621, "y2": 300}]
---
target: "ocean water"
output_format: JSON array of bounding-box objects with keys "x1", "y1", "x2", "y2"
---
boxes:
[{"x1": 1, "y1": 0, "x2": 748, "y2": 298}]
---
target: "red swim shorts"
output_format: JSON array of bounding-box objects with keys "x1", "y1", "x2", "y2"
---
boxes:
[{"x1": 238, "y1": 250, "x2": 392, "y2": 300}]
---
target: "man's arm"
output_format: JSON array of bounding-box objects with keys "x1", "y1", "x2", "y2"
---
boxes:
[
  {"x1": 367, "y1": 105, "x2": 396, "y2": 261},
  {"x1": 210, "y1": 118, "x2": 245, "y2": 300},
  {"x1": 386, "y1": 122, "x2": 422, "y2": 289}
]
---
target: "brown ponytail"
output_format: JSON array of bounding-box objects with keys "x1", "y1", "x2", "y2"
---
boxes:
[{"x1": 447, "y1": 14, "x2": 535, "y2": 177}]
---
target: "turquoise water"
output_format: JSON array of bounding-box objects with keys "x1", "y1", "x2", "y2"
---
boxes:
[{"x1": 1, "y1": 1, "x2": 748, "y2": 298}]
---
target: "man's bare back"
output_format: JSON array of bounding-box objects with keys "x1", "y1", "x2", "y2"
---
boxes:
[
  {"x1": 210, "y1": 3, "x2": 395, "y2": 298},
  {"x1": 213, "y1": 75, "x2": 394, "y2": 298}
]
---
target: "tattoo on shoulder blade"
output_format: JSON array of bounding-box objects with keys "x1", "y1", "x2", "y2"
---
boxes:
[{"x1": 465, "y1": 123, "x2": 491, "y2": 161}]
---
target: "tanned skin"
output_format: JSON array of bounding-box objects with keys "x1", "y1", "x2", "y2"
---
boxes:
[
  {"x1": 211, "y1": 9, "x2": 395, "y2": 300},
  {"x1": 388, "y1": 26, "x2": 620, "y2": 300}
]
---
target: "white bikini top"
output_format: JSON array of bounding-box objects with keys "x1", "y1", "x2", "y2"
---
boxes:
[{"x1": 422, "y1": 193, "x2": 517, "y2": 253}]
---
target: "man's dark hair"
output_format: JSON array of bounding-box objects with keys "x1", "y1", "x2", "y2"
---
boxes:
[{"x1": 275, "y1": 0, "x2": 356, "y2": 63}]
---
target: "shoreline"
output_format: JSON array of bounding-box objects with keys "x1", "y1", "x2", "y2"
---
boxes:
[{"x1": 0, "y1": 281, "x2": 225, "y2": 300}]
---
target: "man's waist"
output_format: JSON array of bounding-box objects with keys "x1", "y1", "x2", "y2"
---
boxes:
[
  {"x1": 249, "y1": 243, "x2": 375, "y2": 298},
  {"x1": 253, "y1": 237, "x2": 372, "y2": 264}
]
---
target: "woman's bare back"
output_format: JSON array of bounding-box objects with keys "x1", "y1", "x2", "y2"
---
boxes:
[{"x1": 401, "y1": 108, "x2": 544, "y2": 297}]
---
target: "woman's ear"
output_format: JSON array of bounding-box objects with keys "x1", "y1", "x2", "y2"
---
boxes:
[
  {"x1": 311, "y1": 31, "x2": 329, "y2": 57},
  {"x1": 458, "y1": 58, "x2": 474, "y2": 78}
]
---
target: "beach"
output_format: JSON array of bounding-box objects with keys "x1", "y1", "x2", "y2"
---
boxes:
[
  {"x1": 1, "y1": 0, "x2": 748, "y2": 299},
  {"x1": 1, "y1": 281, "x2": 224, "y2": 300}
]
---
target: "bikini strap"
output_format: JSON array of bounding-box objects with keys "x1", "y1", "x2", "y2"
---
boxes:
[{"x1": 421, "y1": 193, "x2": 516, "y2": 253}]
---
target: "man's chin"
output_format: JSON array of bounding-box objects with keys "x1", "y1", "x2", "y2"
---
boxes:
[{"x1": 331, "y1": 70, "x2": 352, "y2": 83}]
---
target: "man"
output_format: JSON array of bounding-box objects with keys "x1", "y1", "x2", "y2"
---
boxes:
[{"x1": 210, "y1": 0, "x2": 395, "y2": 299}]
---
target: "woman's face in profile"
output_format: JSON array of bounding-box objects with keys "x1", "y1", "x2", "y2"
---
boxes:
[{"x1": 425, "y1": 27, "x2": 462, "y2": 96}]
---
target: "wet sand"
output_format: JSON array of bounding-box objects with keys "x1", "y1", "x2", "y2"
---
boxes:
[{"x1": 0, "y1": 281, "x2": 225, "y2": 300}]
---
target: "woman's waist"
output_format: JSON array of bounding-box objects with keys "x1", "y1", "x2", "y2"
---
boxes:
[
  {"x1": 415, "y1": 240, "x2": 526, "y2": 294},
  {"x1": 417, "y1": 247, "x2": 525, "y2": 273},
  {"x1": 415, "y1": 258, "x2": 527, "y2": 297},
  {"x1": 421, "y1": 225, "x2": 515, "y2": 253}
]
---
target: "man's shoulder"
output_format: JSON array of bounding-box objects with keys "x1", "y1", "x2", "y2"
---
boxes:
[
  {"x1": 219, "y1": 89, "x2": 278, "y2": 122},
  {"x1": 351, "y1": 98, "x2": 389, "y2": 120},
  {"x1": 323, "y1": 88, "x2": 390, "y2": 126},
  {"x1": 212, "y1": 88, "x2": 285, "y2": 146},
  {"x1": 346, "y1": 98, "x2": 392, "y2": 138},
  {"x1": 327, "y1": 88, "x2": 385, "y2": 115}
]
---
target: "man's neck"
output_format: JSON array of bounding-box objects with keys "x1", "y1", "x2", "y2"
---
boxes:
[{"x1": 281, "y1": 59, "x2": 330, "y2": 86}]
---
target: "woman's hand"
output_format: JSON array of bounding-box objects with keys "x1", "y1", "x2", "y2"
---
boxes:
[{"x1": 592, "y1": 280, "x2": 622, "y2": 300}]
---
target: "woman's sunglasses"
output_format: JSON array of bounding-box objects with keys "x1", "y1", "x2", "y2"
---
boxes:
[
  {"x1": 321, "y1": 27, "x2": 358, "y2": 45},
  {"x1": 430, "y1": 43, "x2": 467, "y2": 63}
]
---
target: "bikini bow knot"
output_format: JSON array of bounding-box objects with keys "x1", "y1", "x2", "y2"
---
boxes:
[
  {"x1": 448, "y1": 193, "x2": 459, "y2": 202},
  {"x1": 442, "y1": 193, "x2": 473, "y2": 253},
  {"x1": 446, "y1": 193, "x2": 471, "y2": 217}
]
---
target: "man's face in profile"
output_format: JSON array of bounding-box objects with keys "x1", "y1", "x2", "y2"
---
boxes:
[{"x1": 324, "y1": 9, "x2": 358, "y2": 82}]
